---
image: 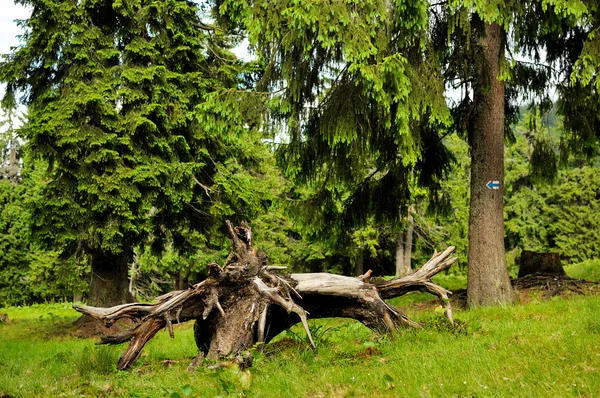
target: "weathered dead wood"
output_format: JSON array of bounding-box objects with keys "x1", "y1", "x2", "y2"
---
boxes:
[
  {"x1": 374, "y1": 246, "x2": 457, "y2": 322},
  {"x1": 74, "y1": 221, "x2": 457, "y2": 370},
  {"x1": 117, "y1": 318, "x2": 166, "y2": 369}
]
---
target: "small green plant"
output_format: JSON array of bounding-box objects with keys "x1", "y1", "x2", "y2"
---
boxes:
[
  {"x1": 209, "y1": 365, "x2": 252, "y2": 395},
  {"x1": 425, "y1": 315, "x2": 469, "y2": 335},
  {"x1": 164, "y1": 384, "x2": 194, "y2": 398},
  {"x1": 285, "y1": 323, "x2": 345, "y2": 347}
]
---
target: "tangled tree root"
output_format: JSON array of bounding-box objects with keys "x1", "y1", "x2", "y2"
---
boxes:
[{"x1": 74, "y1": 221, "x2": 457, "y2": 370}]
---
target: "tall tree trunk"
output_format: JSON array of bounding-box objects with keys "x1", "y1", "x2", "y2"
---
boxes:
[
  {"x1": 467, "y1": 22, "x2": 515, "y2": 307},
  {"x1": 9, "y1": 143, "x2": 17, "y2": 169},
  {"x1": 355, "y1": 247, "x2": 364, "y2": 276},
  {"x1": 395, "y1": 206, "x2": 414, "y2": 277},
  {"x1": 403, "y1": 208, "x2": 414, "y2": 273},
  {"x1": 129, "y1": 251, "x2": 139, "y2": 298},
  {"x1": 88, "y1": 251, "x2": 135, "y2": 307},
  {"x1": 175, "y1": 269, "x2": 191, "y2": 291},
  {"x1": 1, "y1": 141, "x2": 19, "y2": 181},
  {"x1": 395, "y1": 232, "x2": 405, "y2": 277}
]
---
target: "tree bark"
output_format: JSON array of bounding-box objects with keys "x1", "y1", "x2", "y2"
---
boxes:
[
  {"x1": 1, "y1": 141, "x2": 20, "y2": 182},
  {"x1": 395, "y1": 207, "x2": 414, "y2": 277},
  {"x1": 467, "y1": 21, "x2": 515, "y2": 307},
  {"x1": 354, "y1": 247, "x2": 364, "y2": 276},
  {"x1": 74, "y1": 221, "x2": 458, "y2": 370},
  {"x1": 172, "y1": 269, "x2": 191, "y2": 291},
  {"x1": 403, "y1": 209, "x2": 414, "y2": 273},
  {"x1": 88, "y1": 251, "x2": 135, "y2": 308},
  {"x1": 395, "y1": 232, "x2": 405, "y2": 277}
]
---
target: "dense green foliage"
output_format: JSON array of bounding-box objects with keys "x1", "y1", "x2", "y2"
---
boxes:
[
  {"x1": 506, "y1": 163, "x2": 600, "y2": 263},
  {"x1": 0, "y1": 0, "x2": 293, "y2": 304},
  {"x1": 1, "y1": 0, "x2": 600, "y2": 306},
  {"x1": 0, "y1": 163, "x2": 89, "y2": 307},
  {"x1": 504, "y1": 112, "x2": 600, "y2": 263},
  {"x1": 223, "y1": 0, "x2": 454, "y2": 239},
  {"x1": 0, "y1": 179, "x2": 34, "y2": 305},
  {"x1": 1, "y1": 0, "x2": 239, "y2": 255}
]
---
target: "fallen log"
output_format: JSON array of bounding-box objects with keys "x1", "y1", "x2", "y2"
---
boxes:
[{"x1": 74, "y1": 221, "x2": 457, "y2": 370}]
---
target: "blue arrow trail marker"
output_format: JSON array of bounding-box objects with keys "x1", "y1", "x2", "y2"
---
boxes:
[{"x1": 486, "y1": 180, "x2": 500, "y2": 190}]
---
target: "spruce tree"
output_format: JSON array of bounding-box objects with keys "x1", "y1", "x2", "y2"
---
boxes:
[
  {"x1": 225, "y1": 0, "x2": 599, "y2": 306},
  {"x1": 0, "y1": 0, "x2": 267, "y2": 307},
  {"x1": 222, "y1": 0, "x2": 455, "y2": 254},
  {"x1": 430, "y1": 0, "x2": 599, "y2": 306}
]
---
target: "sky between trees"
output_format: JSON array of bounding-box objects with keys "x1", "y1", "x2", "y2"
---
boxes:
[{"x1": 0, "y1": 2, "x2": 29, "y2": 126}]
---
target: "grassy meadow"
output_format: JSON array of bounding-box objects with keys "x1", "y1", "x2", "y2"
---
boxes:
[{"x1": 1, "y1": 269, "x2": 599, "y2": 397}]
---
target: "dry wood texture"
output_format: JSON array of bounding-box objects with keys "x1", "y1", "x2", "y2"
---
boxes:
[{"x1": 74, "y1": 221, "x2": 457, "y2": 370}]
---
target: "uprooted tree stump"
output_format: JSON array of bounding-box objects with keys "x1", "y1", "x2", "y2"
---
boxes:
[{"x1": 74, "y1": 221, "x2": 457, "y2": 370}]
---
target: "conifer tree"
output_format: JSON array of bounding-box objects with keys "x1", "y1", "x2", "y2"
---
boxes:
[
  {"x1": 438, "y1": 7, "x2": 516, "y2": 306},
  {"x1": 436, "y1": 0, "x2": 599, "y2": 306},
  {"x1": 224, "y1": 0, "x2": 599, "y2": 307},
  {"x1": 0, "y1": 0, "x2": 268, "y2": 307},
  {"x1": 222, "y1": 0, "x2": 455, "y2": 254}
]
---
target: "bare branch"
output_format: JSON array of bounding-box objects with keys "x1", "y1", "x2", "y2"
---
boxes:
[
  {"x1": 192, "y1": 20, "x2": 221, "y2": 32},
  {"x1": 73, "y1": 222, "x2": 458, "y2": 370},
  {"x1": 253, "y1": 277, "x2": 315, "y2": 348},
  {"x1": 192, "y1": 174, "x2": 211, "y2": 199},
  {"x1": 358, "y1": 269, "x2": 372, "y2": 281}
]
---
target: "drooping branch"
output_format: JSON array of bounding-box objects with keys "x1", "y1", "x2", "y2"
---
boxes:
[{"x1": 74, "y1": 222, "x2": 457, "y2": 370}]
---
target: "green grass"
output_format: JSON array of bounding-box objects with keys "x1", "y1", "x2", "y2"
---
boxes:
[
  {"x1": 1, "y1": 292, "x2": 600, "y2": 397},
  {"x1": 565, "y1": 259, "x2": 600, "y2": 282}
]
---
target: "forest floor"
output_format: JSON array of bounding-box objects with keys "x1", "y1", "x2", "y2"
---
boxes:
[{"x1": 1, "y1": 264, "x2": 599, "y2": 397}]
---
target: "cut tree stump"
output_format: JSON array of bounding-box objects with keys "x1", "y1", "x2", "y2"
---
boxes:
[
  {"x1": 518, "y1": 251, "x2": 566, "y2": 278},
  {"x1": 74, "y1": 221, "x2": 457, "y2": 370}
]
